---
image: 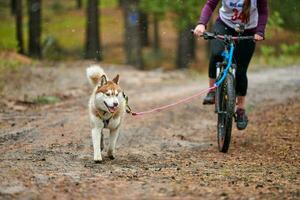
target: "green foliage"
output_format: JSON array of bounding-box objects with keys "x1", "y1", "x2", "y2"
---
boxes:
[
  {"x1": 260, "y1": 45, "x2": 275, "y2": 57},
  {"x1": 268, "y1": 11, "x2": 284, "y2": 29},
  {"x1": 280, "y1": 43, "x2": 300, "y2": 56},
  {"x1": 140, "y1": 0, "x2": 204, "y2": 30},
  {"x1": 257, "y1": 43, "x2": 300, "y2": 67},
  {"x1": 259, "y1": 45, "x2": 275, "y2": 64},
  {"x1": 42, "y1": 36, "x2": 63, "y2": 60},
  {"x1": 51, "y1": 0, "x2": 64, "y2": 12},
  {"x1": 168, "y1": 0, "x2": 203, "y2": 30},
  {"x1": 139, "y1": 0, "x2": 169, "y2": 19},
  {"x1": 270, "y1": 0, "x2": 300, "y2": 31}
]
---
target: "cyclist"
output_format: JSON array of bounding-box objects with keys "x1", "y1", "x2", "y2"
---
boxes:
[{"x1": 194, "y1": 0, "x2": 268, "y2": 130}]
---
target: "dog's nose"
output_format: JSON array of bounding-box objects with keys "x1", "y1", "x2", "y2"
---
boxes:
[{"x1": 113, "y1": 102, "x2": 119, "y2": 107}]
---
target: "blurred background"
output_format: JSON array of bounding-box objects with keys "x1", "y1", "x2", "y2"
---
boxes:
[{"x1": 0, "y1": 0, "x2": 299, "y2": 72}]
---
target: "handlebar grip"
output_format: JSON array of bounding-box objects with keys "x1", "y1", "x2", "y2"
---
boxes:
[
  {"x1": 203, "y1": 32, "x2": 216, "y2": 40},
  {"x1": 191, "y1": 29, "x2": 209, "y2": 39}
]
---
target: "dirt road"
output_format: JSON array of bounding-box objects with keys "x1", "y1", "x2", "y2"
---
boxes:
[{"x1": 0, "y1": 64, "x2": 299, "y2": 199}]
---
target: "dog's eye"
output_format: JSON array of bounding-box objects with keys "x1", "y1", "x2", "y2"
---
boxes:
[{"x1": 106, "y1": 93, "x2": 110, "y2": 96}]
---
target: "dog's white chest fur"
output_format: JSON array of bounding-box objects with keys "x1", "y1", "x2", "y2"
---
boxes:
[{"x1": 106, "y1": 116, "x2": 121, "y2": 129}]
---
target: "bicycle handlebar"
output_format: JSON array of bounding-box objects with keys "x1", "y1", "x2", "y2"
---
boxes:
[{"x1": 191, "y1": 30, "x2": 255, "y2": 41}]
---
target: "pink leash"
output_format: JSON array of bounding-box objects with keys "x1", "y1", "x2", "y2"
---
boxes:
[{"x1": 130, "y1": 85, "x2": 217, "y2": 117}]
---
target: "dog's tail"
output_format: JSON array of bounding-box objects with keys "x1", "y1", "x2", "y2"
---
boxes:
[{"x1": 86, "y1": 65, "x2": 107, "y2": 87}]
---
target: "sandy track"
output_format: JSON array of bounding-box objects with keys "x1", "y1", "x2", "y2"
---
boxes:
[{"x1": 0, "y1": 65, "x2": 299, "y2": 199}]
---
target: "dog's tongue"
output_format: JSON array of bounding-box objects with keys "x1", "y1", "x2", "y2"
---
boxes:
[{"x1": 108, "y1": 107, "x2": 117, "y2": 113}]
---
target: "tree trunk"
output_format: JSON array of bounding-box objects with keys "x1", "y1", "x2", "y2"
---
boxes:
[
  {"x1": 76, "y1": 0, "x2": 82, "y2": 9},
  {"x1": 122, "y1": 0, "x2": 143, "y2": 69},
  {"x1": 28, "y1": 0, "x2": 42, "y2": 58},
  {"x1": 176, "y1": 25, "x2": 194, "y2": 69},
  {"x1": 189, "y1": 26, "x2": 196, "y2": 60},
  {"x1": 118, "y1": 0, "x2": 124, "y2": 7},
  {"x1": 153, "y1": 15, "x2": 160, "y2": 53},
  {"x1": 11, "y1": 0, "x2": 17, "y2": 15},
  {"x1": 139, "y1": 12, "x2": 149, "y2": 47},
  {"x1": 15, "y1": 0, "x2": 24, "y2": 54},
  {"x1": 85, "y1": 0, "x2": 102, "y2": 61}
]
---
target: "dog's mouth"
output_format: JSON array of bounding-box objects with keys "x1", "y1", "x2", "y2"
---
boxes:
[{"x1": 104, "y1": 102, "x2": 118, "y2": 113}]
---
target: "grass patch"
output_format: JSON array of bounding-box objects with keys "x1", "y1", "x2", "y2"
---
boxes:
[
  {"x1": 101, "y1": 0, "x2": 119, "y2": 8},
  {"x1": 0, "y1": 59, "x2": 23, "y2": 92},
  {"x1": 32, "y1": 95, "x2": 61, "y2": 105},
  {"x1": 0, "y1": 52, "x2": 33, "y2": 92},
  {"x1": 253, "y1": 55, "x2": 300, "y2": 68},
  {"x1": 0, "y1": 18, "x2": 17, "y2": 50},
  {"x1": 0, "y1": 59, "x2": 22, "y2": 71}
]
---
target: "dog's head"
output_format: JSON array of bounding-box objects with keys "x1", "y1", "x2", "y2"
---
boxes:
[{"x1": 94, "y1": 74, "x2": 123, "y2": 114}]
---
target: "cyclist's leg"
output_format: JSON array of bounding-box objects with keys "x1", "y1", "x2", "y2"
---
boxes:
[
  {"x1": 204, "y1": 20, "x2": 234, "y2": 104},
  {"x1": 234, "y1": 37, "x2": 256, "y2": 130},
  {"x1": 209, "y1": 20, "x2": 233, "y2": 82},
  {"x1": 234, "y1": 38, "x2": 256, "y2": 107}
]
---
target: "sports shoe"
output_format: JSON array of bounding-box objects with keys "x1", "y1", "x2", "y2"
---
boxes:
[
  {"x1": 235, "y1": 108, "x2": 248, "y2": 130},
  {"x1": 203, "y1": 90, "x2": 216, "y2": 105}
]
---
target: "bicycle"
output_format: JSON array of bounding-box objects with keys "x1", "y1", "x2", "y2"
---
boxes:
[{"x1": 193, "y1": 29, "x2": 254, "y2": 153}]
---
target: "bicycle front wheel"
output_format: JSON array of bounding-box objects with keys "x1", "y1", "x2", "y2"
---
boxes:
[{"x1": 217, "y1": 73, "x2": 235, "y2": 153}]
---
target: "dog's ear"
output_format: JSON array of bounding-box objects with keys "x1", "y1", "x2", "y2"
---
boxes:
[
  {"x1": 112, "y1": 74, "x2": 120, "y2": 85},
  {"x1": 100, "y1": 75, "x2": 107, "y2": 86}
]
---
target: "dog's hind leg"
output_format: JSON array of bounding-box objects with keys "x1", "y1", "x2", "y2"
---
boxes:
[
  {"x1": 92, "y1": 127, "x2": 103, "y2": 163},
  {"x1": 107, "y1": 127, "x2": 120, "y2": 160},
  {"x1": 100, "y1": 131, "x2": 104, "y2": 151}
]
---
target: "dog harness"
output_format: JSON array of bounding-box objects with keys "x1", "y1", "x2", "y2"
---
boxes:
[
  {"x1": 94, "y1": 109, "x2": 113, "y2": 128},
  {"x1": 123, "y1": 92, "x2": 133, "y2": 114}
]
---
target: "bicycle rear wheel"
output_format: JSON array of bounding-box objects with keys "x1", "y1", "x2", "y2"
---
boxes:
[{"x1": 217, "y1": 73, "x2": 235, "y2": 153}]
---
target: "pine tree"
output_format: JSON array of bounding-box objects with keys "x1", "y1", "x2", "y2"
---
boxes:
[
  {"x1": 85, "y1": 0, "x2": 102, "y2": 61},
  {"x1": 27, "y1": 0, "x2": 42, "y2": 58},
  {"x1": 122, "y1": 0, "x2": 143, "y2": 68},
  {"x1": 15, "y1": 0, "x2": 24, "y2": 54}
]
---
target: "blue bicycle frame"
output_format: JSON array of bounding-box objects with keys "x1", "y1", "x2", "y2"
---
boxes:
[{"x1": 215, "y1": 43, "x2": 235, "y2": 87}]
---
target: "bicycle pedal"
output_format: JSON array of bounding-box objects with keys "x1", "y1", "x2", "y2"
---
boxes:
[{"x1": 233, "y1": 114, "x2": 237, "y2": 122}]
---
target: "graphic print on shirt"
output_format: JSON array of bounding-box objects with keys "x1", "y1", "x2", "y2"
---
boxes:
[
  {"x1": 229, "y1": 1, "x2": 246, "y2": 22},
  {"x1": 219, "y1": 0, "x2": 258, "y2": 30}
]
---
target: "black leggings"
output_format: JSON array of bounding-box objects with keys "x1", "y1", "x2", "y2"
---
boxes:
[{"x1": 209, "y1": 20, "x2": 256, "y2": 96}]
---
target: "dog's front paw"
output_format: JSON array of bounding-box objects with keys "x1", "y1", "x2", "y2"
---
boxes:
[
  {"x1": 94, "y1": 155, "x2": 103, "y2": 163},
  {"x1": 107, "y1": 150, "x2": 115, "y2": 160},
  {"x1": 94, "y1": 159, "x2": 103, "y2": 164}
]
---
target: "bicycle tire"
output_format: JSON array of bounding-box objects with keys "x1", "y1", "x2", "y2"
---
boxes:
[{"x1": 217, "y1": 72, "x2": 235, "y2": 153}]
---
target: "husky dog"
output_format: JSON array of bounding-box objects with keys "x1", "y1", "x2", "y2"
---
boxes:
[{"x1": 86, "y1": 65, "x2": 126, "y2": 163}]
